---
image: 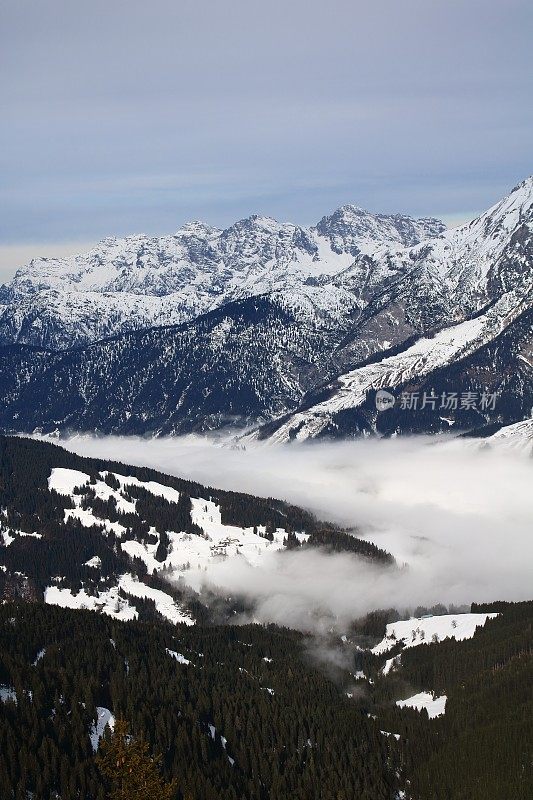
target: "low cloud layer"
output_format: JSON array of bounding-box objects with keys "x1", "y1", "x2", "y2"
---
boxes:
[{"x1": 57, "y1": 434, "x2": 533, "y2": 629}]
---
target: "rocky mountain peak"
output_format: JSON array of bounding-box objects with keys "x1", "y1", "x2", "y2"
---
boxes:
[
  {"x1": 175, "y1": 221, "x2": 221, "y2": 238},
  {"x1": 314, "y1": 205, "x2": 446, "y2": 255}
]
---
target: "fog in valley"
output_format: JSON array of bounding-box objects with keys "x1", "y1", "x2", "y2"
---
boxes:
[{"x1": 55, "y1": 433, "x2": 533, "y2": 631}]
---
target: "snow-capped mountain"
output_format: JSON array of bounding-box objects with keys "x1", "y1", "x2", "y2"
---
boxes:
[
  {"x1": 0, "y1": 208, "x2": 445, "y2": 349},
  {"x1": 314, "y1": 205, "x2": 445, "y2": 255},
  {"x1": 252, "y1": 179, "x2": 533, "y2": 442},
  {"x1": 341, "y1": 176, "x2": 533, "y2": 309},
  {"x1": 0, "y1": 178, "x2": 531, "y2": 439},
  {"x1": 319, "y1": 176, "x2": 533, "y2": 367},
  {"x1": 255, "y1": 293, "x2": 532, "y2": 442}
]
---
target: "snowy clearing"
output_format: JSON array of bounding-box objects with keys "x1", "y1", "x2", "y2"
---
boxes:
[
  {"x1": 166, "y1": 649, "x2": 192, "y2": 665},
  {"x1": 372, "y1": 613, "x2": 497, "y2": 655},
  {"x1": 44, "y1": 585, "x2": 137, "y2": 622},
  {"x1": 396, "y1": 692, "x2": 447, "y2": 719}
]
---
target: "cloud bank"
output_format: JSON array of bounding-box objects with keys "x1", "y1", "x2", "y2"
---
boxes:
[{"x1": 57, "y1": 434, "x2": 533, "y2": 630}]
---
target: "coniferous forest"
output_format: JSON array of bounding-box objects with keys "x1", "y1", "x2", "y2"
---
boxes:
[
  {"x1": 0, "y1": 600, "x2": 532, "y2": 799},
  {"x1": 0, "y1": 435, "x2": 531, "y2": 798}
]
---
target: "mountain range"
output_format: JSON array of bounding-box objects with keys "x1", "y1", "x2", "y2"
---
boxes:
[
  {"x1": 0, "y1": 207, "x2": 445, "y2": 350},
  {"x1": 0, "y1": 178, "x2": 531, "y2": 440}
]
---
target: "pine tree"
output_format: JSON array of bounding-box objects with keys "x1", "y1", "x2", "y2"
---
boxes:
[{"x1": 97, "y1": 718, "x2": 176, "y2": 800}]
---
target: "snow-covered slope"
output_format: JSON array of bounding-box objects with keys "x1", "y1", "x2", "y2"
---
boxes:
[
  {"x1": 256, "y1": 288, "x2": 532, "y2": 442},
  {"x1": 372, "y1": 613, "x2": 497, "y2": 655},
  {"x1": 1, "y1": 434, "x2": 396, "y2": 631},
  {"x1": 44, "y1": 466, "x2": 292, "y2": 622},
  {"x1": 0, "y1": 208, "x2": 445, "y2": 349},
  {"x1": 481, "y1": 418, "x2": 533, "y2": 455},
  {"x1": 0, "y1": 436, "x2": 391, "y2": 633}
]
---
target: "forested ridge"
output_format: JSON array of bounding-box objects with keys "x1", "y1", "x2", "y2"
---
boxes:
[
  {"x1": 369, "y1": 601, "x2": 533, "y2": 799},
  {"x1": 0, "y1": 434, "x2": 328, "y2": 536},
  {"x1": 0, "y1": 435, "x2": 392, "y2": 619}
]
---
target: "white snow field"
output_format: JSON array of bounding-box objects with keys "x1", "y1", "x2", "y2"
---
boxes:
[
  {"x1": 372, "y1": 613, "x2": 497, "y2": 655},
  {"x1": 396, "y1": 692, "x2": 447, "y2": 719},
  {"x1": 45, "y1": 467, "x2": 295, "y2": 623}
]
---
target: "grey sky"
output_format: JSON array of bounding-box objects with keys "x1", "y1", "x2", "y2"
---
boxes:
[{"x1": 1, "y1": 0, "x2": 532, "y2": 280}]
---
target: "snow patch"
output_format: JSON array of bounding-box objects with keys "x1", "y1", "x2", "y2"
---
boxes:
[
  {"x1": 396, "y1": 692, "x2": 447, "y2": 719},
  {"x1": 90, "y1": 707, "x2": 115, "y2": 751},
  {"x1": 0, "y1": 685, "x2": 17, "y2": 704},
  {"x1": 380, "y1": 730, "x2": 400, "y2": 740},
  {"x1": 166, "y1": 649, "x2": 192, "y2": 665},
  {"x1": 84, "y1": 556, "x2": 102, "y2": 569},
  {"x1": 372, "y1": 613, "x2": 497, "y2": 655},
  {"x1": 382, "y1": 654, "x2": 401, "y2": 675},
  {"x1": 32, "y1": 648, "x2": 46, "y2": 666}
]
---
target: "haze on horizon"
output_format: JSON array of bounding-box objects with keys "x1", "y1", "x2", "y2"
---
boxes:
[{"x1": 1, "y1": 0, "x2": 532, "y2": 281}]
